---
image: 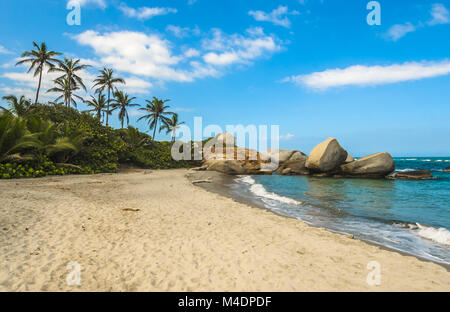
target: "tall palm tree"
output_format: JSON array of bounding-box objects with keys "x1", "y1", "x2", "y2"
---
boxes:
[
  {"x1": 47, "y1": 77, "x2": 84, "y2": 108},
  {"x1": 15, "y1": 42, "x2": 61, "y2": 105},
  {"x1": 93, "y1": 68, "x2": 125, "y2": 126},
  {"x1": 84, "y1": 94, "x2": 107, "y2": 122},
  {"x1": 111, "y1": 91, "x2": 138, "y2": 129},
  {"x1": 138, "y1": 97, "x2": 173, "y2": 140},
  {"x1": 160, "y1": 113, "x2": 185, "y2": 142},
  {"x1": 50, "y1": 58, "x2": 91, "y2": 107},
  {"x1": 1, "y1": 95, "x2": 32, "y2": 117}
]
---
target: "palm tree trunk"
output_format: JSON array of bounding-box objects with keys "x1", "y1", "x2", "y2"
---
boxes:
[
  {"x1": 35, "y1": 69, "x2": 43, "y2": 105},
  {"x1": 153, "y1": 120, "x2": 158, "y2": 140},
  {"x1": 68, "y1": 75, "x2": 71, "y2": 108},
  {"x1": 106, "y1": 88, "x2": 110, "y2": 126}
]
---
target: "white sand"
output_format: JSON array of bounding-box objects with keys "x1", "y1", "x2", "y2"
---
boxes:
[{"x1": 0, "y1": 169, "x2": 448, "y2": 291}]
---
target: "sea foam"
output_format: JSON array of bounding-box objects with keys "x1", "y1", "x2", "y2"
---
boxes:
[
  {"x1": 236, "y1": 176, "x2": 301, "y2": 206},
  {"x1": 412, "y1": 224, "x2": 450, "y2": 246}
]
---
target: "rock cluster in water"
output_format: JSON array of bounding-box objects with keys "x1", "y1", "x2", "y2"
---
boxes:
[{"x1": 200, "y1": 133, "x2": 405, "y2": 179}]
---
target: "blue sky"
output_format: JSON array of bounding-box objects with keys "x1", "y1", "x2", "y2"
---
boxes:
[{"x1": 0, "y1": 0, "x2": 449, "y2": 156}]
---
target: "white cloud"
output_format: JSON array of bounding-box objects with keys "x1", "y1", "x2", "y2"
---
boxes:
[
  {"x1": 122, "y1": 77, "x2": 152, "y2": 94},
  {"x1": 173, "y1": 107, "x2": 195, "y2": 112},
  {"x1": 67, "y1": 0, "x2": 107, "y2": 9},
  {"x1": 73, "y1": 30, "x2": 194, "y2": 82},
  {"x1": 384, "y1": 3, "x2": 449, "y2": 41},
  {"x1": 248, "y1": 5, "x2": 299, "y2": 28},
  {"x1": 166, "y1": 25, "x2": 201, "y2": 38},
  {"x1": 188, "y1": 0, "x2": 198, "y2": 5},
  {"x1": 428, "y1": 3, "x2": 450, "y2": 25},
  {"x1": 0, "y1": 45, "x2": 12, "y2": 55},
  {"x1": 201, "y1": 27, "x2": 281, "y2": 66},
  {"x1": 0, "y1": 86, "x2": 37, "y2": 101},
  {"x1": 119, "y1": 3, "x2": 177, "y2": 20},
  {"x1": 384, "y1": 23, "x2": 416, "y2": 41},
  {"x1": 280, "y1": 133, "x2": 295, "y2": 140},
  {"x1": 184, "y1": 48, "x2": 200, "y2": 58},
  {"x1": 2, "y1": 58, "x2": 152, "y2": 100},
  {"x1": 284, "y1": 60, "x2": 450, "y2": 90},
  {"x1": 72, "y1": 28, "x2": 280, "y2": 83}
]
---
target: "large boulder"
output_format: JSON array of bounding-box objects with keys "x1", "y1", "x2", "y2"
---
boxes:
[
  {"x1": 445, "y1": 166, "x2": 450, "y2": 172},
  {"x1": 305, "y1": 138, "x2": 348, "y2": 172},
  {"x1": 205, "y1": 160, "x2": 246, "y2": 175},
  {"x1": 276, "y1": 158, "x2": 309, "y2": 175},
  {"x1": 388, "y1": 170, "x2": 433, "y2": 180},
  {"x1": 345, "y1": 154, "x2": 355, "y2": 163},
  {"x1": 340, "y1": 152, "x2": 395, "y2": 178},
  {"x1": 260, "y1": 149, "x2": 305, "y2": 164},
  {"x1": 202, "y1": 145, "x2": 263, "y2": 175}
]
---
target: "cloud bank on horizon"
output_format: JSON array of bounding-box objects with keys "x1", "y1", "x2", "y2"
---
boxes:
[{"x1": 284, "y1": 60, "x2": 450, "y2": 91}]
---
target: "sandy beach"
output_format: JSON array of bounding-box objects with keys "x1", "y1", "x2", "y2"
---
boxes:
[{"x1": 0, "y1": 168, "x2": 449, "y2": 292}]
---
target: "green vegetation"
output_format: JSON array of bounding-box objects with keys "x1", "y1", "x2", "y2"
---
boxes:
[{"x1": 0, "y1": 41, "x2": 201, "y2": 179}]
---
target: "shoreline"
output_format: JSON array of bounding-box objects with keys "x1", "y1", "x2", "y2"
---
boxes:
[
  {"x1": 1, "y1": 169, "x2": 449, "y2": 291},
  {"x1": 187, "y1": 170, "x2": 450, "y2": 271}
]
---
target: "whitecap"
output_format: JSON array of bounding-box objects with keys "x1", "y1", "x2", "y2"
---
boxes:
[{"x1": 413, "y1": 224, "x2": 450, "y2": 246}]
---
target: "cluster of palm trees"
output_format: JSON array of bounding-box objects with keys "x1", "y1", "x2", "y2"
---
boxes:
[{"x1": 10, "y1": 41, "x2": 185, "y2": 141}]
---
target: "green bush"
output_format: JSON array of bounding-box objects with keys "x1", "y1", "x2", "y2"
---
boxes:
[{"x1": 1, "y1": 104, "x2": 201, "y2": 179}]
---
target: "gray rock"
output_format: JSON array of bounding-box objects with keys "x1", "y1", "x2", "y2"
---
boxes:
[
  {"x1": 340, "y1": 152, "x2": 395, "y2": 178},
  {"x1": 260, "y1": 149, "x2": 296, "y2": 163},
  {"x1": 205, "y1": 160, "x2": 246, "y2": 175},
  {"x1": 388, "y1": 170, "x2": 433, "y2": 180},
  {"x1": 345, "y1": 154, "x2": 355, "y2": 163},
  {"x1": 306, "y1": 138, "x2": 348, "y2": 172}
]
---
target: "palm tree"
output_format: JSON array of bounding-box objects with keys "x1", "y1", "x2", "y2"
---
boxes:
[
  {"x1": 1, "y1": 95, "x2": 32, "y2": 117},
  {"x1": 0, "y1": 113, "x2": 40, "y2": 162},
  {"x1": 93, "y1": 68, "x2": 125, "y2": 126},
  {"x1": 15, "y1": 42, "x2": 61, "y2": 105},
  {"x1": 111, "y1": 91, "x2": 138, "y2": 129},
  {"x1": 26, "y1": 117, "x2": 79, "y2": 158},
  {"x1": 138, "y1": 97, "x2": 173, "y2": 140},
  {"x1": 119, "y1": 126, "x2": 153, "y2": 150},
  {"x1": 47, "y1": 77, "x2": 84, "y2": 108},
  {"x1": 160, "y1": 113, "x2": 185, "y2": 142},
  {"x1": 50, "y1": 58, "x2": 91, "y2": 107},
  {"x1": 84, "y1": 94, "x2": 107, "y2": 121}
]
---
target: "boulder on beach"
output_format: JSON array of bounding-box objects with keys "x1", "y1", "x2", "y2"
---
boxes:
[
  {"x1": 345, "y1": 154, "x2": 355, "y2": 163},
  {"x1": 205, "y1": 160, "x2": 246, "y2": 175},
  {"x1": 340, "y1": 152, "x2": 395, "y2": 178},
  {"x1": 276, "y1": 157, "x2": 309, "y2": 176},
  {"x1": 305, "y1": 138, "x2": 348, "y2": 172},
  {"x1": 202, "y1": 145, "x2": 263, "y2": 175},
  {"x1": 388, "y1": 170, "x2": 433, "y2": 180},
  {"x1": 260, "y1": 149, "x2": 306, "y2": 164}
]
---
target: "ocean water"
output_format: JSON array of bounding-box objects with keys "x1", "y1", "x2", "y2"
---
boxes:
[{"x1": 231, "y1": 157, "x2": 450, "y2": 264}]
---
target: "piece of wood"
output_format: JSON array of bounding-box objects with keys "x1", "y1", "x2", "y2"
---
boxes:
[
  {"x1": 121, "y1": 208, "x2": 140, "y2": 212},
  {"x1": 191, "y1": 178, "x2": 212, "y2": 184}
]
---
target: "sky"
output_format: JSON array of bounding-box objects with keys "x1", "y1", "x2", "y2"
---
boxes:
[{"x1": 0, "y1": 0, "x2": 449, "y2": 156}]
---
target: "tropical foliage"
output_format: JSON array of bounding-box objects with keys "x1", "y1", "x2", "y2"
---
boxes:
[{"x1": 0, "y1": 42, "x2": 196, "y2": 179}]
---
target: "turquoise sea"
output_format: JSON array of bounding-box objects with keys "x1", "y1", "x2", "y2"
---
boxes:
[{"x1": 231, "y1": 157, "x2": 450, "y2": 264}]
